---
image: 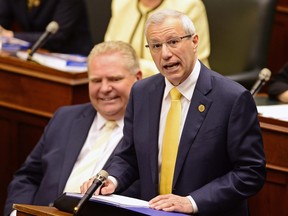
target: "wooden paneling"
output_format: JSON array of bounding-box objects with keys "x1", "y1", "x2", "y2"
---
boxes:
[
  {"x1": 267, "y1": 0, "x2": 288, "y2": 74},
  {"x1": 0, "y1": 107, "x2": 48, "y2": 214},
  {"x1": 248, "y1": 116, "x2": 288, "y2": 216}
]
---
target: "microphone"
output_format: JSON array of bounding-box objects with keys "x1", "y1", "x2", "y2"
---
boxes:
[
  {"x1": 27, "y1": 21, "x2": 59, "y2": 61},
  {"x1": 250, "y1": 68, "x2": 272, "y2": 96},
  {"x1": 73, "y1": 170, "x2": 109, "y2": 216}
]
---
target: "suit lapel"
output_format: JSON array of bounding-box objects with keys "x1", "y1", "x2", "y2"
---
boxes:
[
  {"x1": 58, "y1": 105, "x2": 96, "y2": 193},
  {"x1": 148, "y1": 76, "x2": 165, "y2": 187},
  {"x1": 173, "y1": 65, "x2": 214, "y2": 185}
]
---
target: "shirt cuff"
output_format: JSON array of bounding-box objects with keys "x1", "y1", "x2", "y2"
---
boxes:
[
  {"x1": 108, "y1": 175, "x2": 118, "y2": 188},
  {"x1": 186, "y1": 195, "x2": 199, "y2": 213},
  {"x1": 10, "y1": 210, "x2": 17, "y2": 216}
]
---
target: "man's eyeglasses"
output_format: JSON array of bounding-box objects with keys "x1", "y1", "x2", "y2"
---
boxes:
[{"x1": 145, "y1": 34, "x2": 192, "y2": 53}]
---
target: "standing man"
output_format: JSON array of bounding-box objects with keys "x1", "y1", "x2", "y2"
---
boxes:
[
  {"x1": 4, "y1": 41, "x2": 142, "y2": 216},
  {"x1": 81, "y1": 9, "x2": 266, "y2": 216}
]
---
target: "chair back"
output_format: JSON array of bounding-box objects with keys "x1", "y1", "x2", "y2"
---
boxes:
[
  {"x1": 202, "y1": 0, "x2": 276, "y2": 89},
  {"x1": 84, "y1": 0, "x2": 112, "y2": 45}
]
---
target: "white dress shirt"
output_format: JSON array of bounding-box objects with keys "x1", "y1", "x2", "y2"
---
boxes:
[
  {"x1": 158, "y1": 60, "x2": 201, "y2": 213},
  {"x1": 63, "y1": 113, "x2": 123, "y2": 193}
]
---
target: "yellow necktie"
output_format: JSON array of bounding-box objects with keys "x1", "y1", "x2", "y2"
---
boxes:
[
  {"x1": 160, "y1": 87, "x2": 182, "y2": 194},
  {"x1": 64, "y1": 121, "x2": 117, "y2": 193}
]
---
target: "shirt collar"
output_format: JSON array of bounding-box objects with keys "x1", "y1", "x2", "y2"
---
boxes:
[
  {"x1": 95, "y1": 113, "x2": 124, "y2": 130},
  {"x1": 164, "y1": 59, "x2": 201, "y2": 101}
]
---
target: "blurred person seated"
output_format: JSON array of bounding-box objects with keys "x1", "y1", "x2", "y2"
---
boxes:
[
  {"x1": 268, "y1": 62, "x2": 288, "y2": 103},
  {"x1": 3, "y1": 41, "x2": 142, "y2": 216},
  {"x1": 105, "y1": 0, "x2": 210, "y2": 78},
  {"x1": 0, "y1": 0, "x2": 93, "y2": 55}
]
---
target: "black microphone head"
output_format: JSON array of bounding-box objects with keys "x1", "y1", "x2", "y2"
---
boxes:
[
  {"x1": 259, "y1": 68, "x2": 271, "y2": 82},
  {"x1": 46, "y1": 21, "x2": 59, "y2": 34}
]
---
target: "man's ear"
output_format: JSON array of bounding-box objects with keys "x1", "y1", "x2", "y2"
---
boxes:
[
  {"x1": 136, "y1": 70, "x2": 143, "y2": 80},
  {"x1": 192, "y1": 34, "x2": 199, "y2": 50}
]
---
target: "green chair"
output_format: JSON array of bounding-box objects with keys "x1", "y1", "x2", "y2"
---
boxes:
[
  {"x1": 202, "y1": 0, "x2": 276, "y2": 89},
  {"x1": 84, "y1": 0, "x2": 112, "y2": 45}
]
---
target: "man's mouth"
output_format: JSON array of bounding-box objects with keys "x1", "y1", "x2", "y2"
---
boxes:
[
  {"x1": 99, "y1": 96, "x2": 118, "y2": 101},
  {"x1": 163, "y1": 62, "x2": 180, "y2": 70}
]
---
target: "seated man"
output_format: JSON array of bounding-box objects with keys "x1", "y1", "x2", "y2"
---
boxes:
[
  {"x1": 0, "y1": 0, "x2": 92, "y2": 55},
  {"x1": 4, "y1": 41, "x2": 142, "y2": 216},
  {"x1": 268, "y1": 62, "x2": 288, "y2": 103}
]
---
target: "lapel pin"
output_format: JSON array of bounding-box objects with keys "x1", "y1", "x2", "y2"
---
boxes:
[{"x1": 198, "y1": 104, "x2": 205, "y2": 112}]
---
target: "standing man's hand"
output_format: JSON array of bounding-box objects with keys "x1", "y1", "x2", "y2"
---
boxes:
[{"x1": 149, "y1": 194, "x2": 194, "y2": 214}]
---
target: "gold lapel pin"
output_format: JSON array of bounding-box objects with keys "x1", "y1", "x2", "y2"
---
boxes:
[
  {"x1": 198, "y1": 104, "x2": 205, "y2": 112},
  {"x1": 27, "y1": 0, "x2": 41, "y2": 10}
]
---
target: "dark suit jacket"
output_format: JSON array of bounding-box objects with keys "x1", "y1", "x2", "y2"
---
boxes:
[
  {"x1": 268, "y1": 62, "x2": 288, "y2": 99},
  {"x1": 4, "y1": 103, "x2": 138, "y2": 216},
  {"x1": 0, "y1": 0, "x2": 92, "y2": 55},
  {"x1": 105, "y1": 63, "x2": 266, "y2": 216}
]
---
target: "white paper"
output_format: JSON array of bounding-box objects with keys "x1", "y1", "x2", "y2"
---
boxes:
[
  {"x1": 66, "y1": 193, "x2": 149, "y2": 208},
  {"x1": 92, "y1": 194, "x2": 149, "y2": 207},
  {"x1": 16, "y1": 51, "x2": 87, "y2": 73},
  {"x1": 257, "y1": 104, "x2": 288, "y2": 122}
]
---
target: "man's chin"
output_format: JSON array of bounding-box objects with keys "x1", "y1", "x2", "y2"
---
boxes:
[{"x1": 100, "y1": 108, "x2": 123, "y2": 119}]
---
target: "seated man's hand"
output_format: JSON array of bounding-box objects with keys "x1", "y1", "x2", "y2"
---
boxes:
[
  {"x1": 278, "y1": 90, "x2": 288, "y2": 103},
  {"x1": 0, "y1": 25, "x2": 14, "y2": 38}
]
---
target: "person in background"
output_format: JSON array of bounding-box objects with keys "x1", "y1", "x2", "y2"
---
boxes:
[
  {"x1": 0, "y1": 0, "x2": 92, "y2": 55},
  {"x1": 81, "y1": 9, "x2": 266, "y2": 216},
  {"x1": 3, "y1": 41, "x2": 142, "y2": 216},
  {"x1": 268, "y1": 62, "x2": 288, "y2": 103},
  {"x1": 105, "y1": 0, "x2": 210, "y2": 78}
]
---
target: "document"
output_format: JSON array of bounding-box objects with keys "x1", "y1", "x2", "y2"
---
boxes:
[
  {"x1": 67, "y1": 192, "x2": 149, "y2": 207},
  {"x1": 16, "y1": 51, "x2": 87, "y2": 73},
  {"x1": 54, "y1": 192, "x2": 189, "y2": 216},
  {"x1": 0, "y1": 36, "x2": 30, "y2": 52},
  {"x1": 257, "y1": 104, "x2": 288, "y2": 122}
]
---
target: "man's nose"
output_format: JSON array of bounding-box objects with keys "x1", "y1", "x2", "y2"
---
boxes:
[
  {"x1": 161, "y1": 43, "x2": 173, "y2": 59},
  {"x1": 99, "y1": 81, "x2": 112, "y2": 92}
]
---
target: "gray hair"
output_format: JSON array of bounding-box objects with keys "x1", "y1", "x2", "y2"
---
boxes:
[
  {"x1": 144, "y1": 9, "x2": 196, "y2": 37},
  {"x1": 87, "y1": 41, "x2": 140, "y2": 75}
]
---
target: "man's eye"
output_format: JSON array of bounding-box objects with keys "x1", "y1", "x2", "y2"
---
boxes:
[
  {"x1": 91, "y1": 79, "x2": 101, "y2": 83},
  {"x1": 168, "y1": 39, "x2": 180, "y2": 45},
  {"x1": 152, "y1": 43, "x2": 162, "y2": 49},
  {"x1": 110, "y1": 77, "x2": 122, "y2": 82}
]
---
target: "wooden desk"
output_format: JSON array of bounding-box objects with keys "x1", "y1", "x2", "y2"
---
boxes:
[
  {"x1": 14, "y1": 204, "x2": 72, "y2": 216},
  {"x1": 0, "y1": 52, "x2": 89, "y2": 117},
  {"x1": 0, "y1": 53, "x2": 89, "y2": 214},
  {"x1": 248, "y1": 115, "x2": 288, "y2": 216}
]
